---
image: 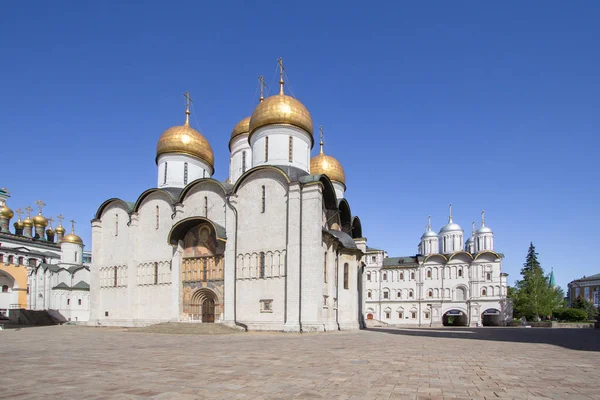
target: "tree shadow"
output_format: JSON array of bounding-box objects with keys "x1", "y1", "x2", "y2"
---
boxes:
[{"x1": 367, "y1": 326, "x2": 600, "y2": 352}]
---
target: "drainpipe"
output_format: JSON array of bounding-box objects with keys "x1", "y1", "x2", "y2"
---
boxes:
[
  {"x1": 335, "y1": 251, "x2": 340, "y2": 330},
  {"x1": 298, "y1": 186, "x2": 303, "y2": 332},
  {"x1": 225, "y1": 194, "x2": 247, "y2": 331}
]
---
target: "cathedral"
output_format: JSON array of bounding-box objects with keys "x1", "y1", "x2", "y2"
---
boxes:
[
  {"x1": 0, "y1": 188, "x2": 90, "y2": 322},
  {"x1": 363, "y1": 207, "x2": 510, "y2": 327},
  {"x1": 89, "y1": 64, "x2": 365, "y2": 331}
]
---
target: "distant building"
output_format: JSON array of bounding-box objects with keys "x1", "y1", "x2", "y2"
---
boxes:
[
  {"x1": 362, "y1": 207, "x2": 510, "y2": 327},
  {"x1": 0, "y1": 188, "x2": 91, "y2": 322},
  {"x1": 567, "y1": 274, "x2": 600, "y2": 307}
]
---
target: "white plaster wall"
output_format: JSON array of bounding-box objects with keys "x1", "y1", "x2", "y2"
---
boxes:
[
  {"x1": 157, "y1": 153, "x2": 212, "y2": 189},
  {"x1": 60, "y1": 242, "x2": 83, "y2": 264},
  {"x1": 332, "y1": 181, "x2": 345, "y2": 200},
  {"x1": 250, "y1": 125, "x2": 312, "y2": 172},
  {"x1": 179, "y1": 182, "x2": 227, "y2": 228},
  {"x1": 230, "y1": 135, "x2": 252, "y2": 184}
]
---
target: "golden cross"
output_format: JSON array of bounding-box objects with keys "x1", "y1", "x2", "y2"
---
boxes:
[
  {"x1": 183, "y1": 91, "x2": 193, "y2": 111},
  {"x1": 15, "y1": 208, "x2": 23, "y2": 221},
  {"x1": 258, "y1": 75, "x2": 266, "y2": 102},
  {"x1": 278, "y1": 57, "x2": 285, "y2": 94},
  {"x1": 57, "y1": 214, "x2": 64, "y2": 226},
  {"x1": 47, "y1": 217, "x2": 54, "y2": 228},
  {"x1": 319, "y1": 126, "x2": 324, "y2": 153},
  {"x1": 70, "y1": 219, "x2": 76, "y2": 233},
  {"x1": 34, "y1": 199, "x2": 46, "y2": 214},
  {"x1": 24, "y1": 205, "x2": 32, "y2": 218}
]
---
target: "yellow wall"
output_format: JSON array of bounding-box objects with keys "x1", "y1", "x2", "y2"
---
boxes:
[{"x1": 0, "y1": 263, "x2": 28, "y2": 307}]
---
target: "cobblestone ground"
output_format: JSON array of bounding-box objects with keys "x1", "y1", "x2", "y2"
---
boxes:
[{"x1": 1, "y1": 325, "x2": 598, "y2": 399}]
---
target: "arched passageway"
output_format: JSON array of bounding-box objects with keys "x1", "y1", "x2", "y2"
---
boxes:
[
  {"x1": 442, "y1": 309, "x2": 468, "y2": 326},
  {"x1": 481, "y1": 308, "x2": 502, "y2": 326},
  {"x1": 186, "y1": 288, "x2": 218, "y2": 322}
]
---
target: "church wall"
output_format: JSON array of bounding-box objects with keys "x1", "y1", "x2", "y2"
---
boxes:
[
  {"x1": 336, "y1": 252, "x2": 360, "y2": 330},
  {"x1": 157, "y1": 153, "x2": 212, "y2": 188},
  {"x1": 250, "y1": 126, "x2": 311, "y2": 173},
  {"x1": 180, "y1": 185, "x2": 226, "y2": 229},
  {"x1": 234, "y1": 170, "x2": 289, "y2": 327},
  {"x1": 229, "y1": 135, "x2": 251, "y2": 183},
  {"x1": 61, "y1": 242, "x2": 83, "y2": 264}
]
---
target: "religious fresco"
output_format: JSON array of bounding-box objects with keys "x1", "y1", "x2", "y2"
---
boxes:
[{"x1": 182, "y1": 224, "x2": 222, "y2": 258}]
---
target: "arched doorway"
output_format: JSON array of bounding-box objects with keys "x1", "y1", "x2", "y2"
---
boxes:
[
  {"x1": 481, "y1": 308, "x2": 502, "y2": 326},
  {"x1": 367, "y1": 313, "x2": 373, "y2": 320},
  {"x1": 442, "y1": 309, "x2": 468, "y2": 326},
  {"x1": 187, "y1": 288, "x2": 218, "y2": 322},
  {"x1": 202, "y1": 298, "x2": 215, "y2": 323}
]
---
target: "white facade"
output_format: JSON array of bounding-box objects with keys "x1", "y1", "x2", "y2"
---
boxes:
[
  {"x1": 229, "y1": 134, "x2": 252, "y2": 184},
  {"x1": 157, "y1": 154, "x2": 213, "y2": 189},
  {"x1": 250, "y1": 125, "x2": 312, "y2": 173},
  {"x1": 363, "y1": 214, "x2": 510, "y2": 327}
]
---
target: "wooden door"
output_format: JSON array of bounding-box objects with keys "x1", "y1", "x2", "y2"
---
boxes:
[{"x1": 202, "y1": 298, "x2": 215, "y2": 323}]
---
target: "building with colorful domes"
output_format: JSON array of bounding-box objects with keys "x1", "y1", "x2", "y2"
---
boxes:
[
  {"x1": 89, "y1": 60, "x2": 365, "y2": 330},
  {"x1": 0, "y1": 188, "x2": 91, "y2": 322}
]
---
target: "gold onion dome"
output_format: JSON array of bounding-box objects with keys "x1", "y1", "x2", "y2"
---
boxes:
[
  {"x1": 156, "y1": 110, "x2": 214, "y2": 169},
  {"x1": 33, "y1": 213, "x2": 48, "y2": 227},
  {"x1": 23, "y1": 217, "x2": 33, "y2": 227},
  {"x1": 62, "y1": 233, "x2": 83, "y2": 245},
  {"x1": 0, "y1": 204, "x2": 14, "y2": 219},
  {"x1": 310, "y1": 131, "x2": 345, "y2": 185},
  {"x1": 229, "y1": 116, "x2": 250, "y2": 150},
  {"x1": 55, "y1": 225, "x2": 66, "y2": 234},
  {"x1": 14, "y1": 219, "x2": 24, "y2": 230},
  {"x1": 249, "y1": 71, "x2": 314, "y2": 141}
]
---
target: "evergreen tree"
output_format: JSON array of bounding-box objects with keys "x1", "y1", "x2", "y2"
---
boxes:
[
  {"x1": 513, "y1": 243, "x2": 564, "y2": 321},
  {"x1": 571, "y1": 296, "x2": 598, "y2": 320}
]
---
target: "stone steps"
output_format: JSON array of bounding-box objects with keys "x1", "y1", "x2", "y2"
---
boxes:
[{"x1": 129, "y1": 322, "x2": 244, "y2": 335}]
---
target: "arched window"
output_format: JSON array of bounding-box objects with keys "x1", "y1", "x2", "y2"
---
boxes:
[
  {"x1": 366, "y1": 272, "x2": 371, "y2": 282},
  {"x1": 114, "y1": 266, "x2": 118, "y2": 287},
  {"x1": 8, "y1": 255, "x2": 14, "y2": 265},
  {"x1": 261, "y1": 186, "x2": 266, "y2": 213},
  {"x1": 67, "y1": 299, "x2": 70, "y2": 305},
  {"x1": 323, "y1": 252, "x2": 327, "y2": 283},
  {"x1": 382, "y1": 272, "x2": 387, "y2": 281},
  {"x1": 343, "y1": 263, "x2": 349, "y2": 289},
  {"x1": 288, "y1": 136, "x2": 293, "y2": 162},
  {"x1": 398, "y1": 310, "x2": 404, "y2": 319},
  {"x1": 486, "y1": 272, "x2": 492, "y2": 281},
  {"x1": 115, "y1": 214, "x2": 119, "y2": 236},
  {"x1": 1, "y1": 285, "x2": 8, "y2": 293},
  {"x1": 396, "y1": 290, "x2": 402, "y2": 299},
  {"x1": 482, "y1": 288, "x2": 487, "y2": 296},
  {"x1": 428, "y1": 289, "x2": 433, "y2": 298},
  {"x1": 202, "y1": 259, "x2": 208, "y2": 281},
  {"x1": 264, "y1": 137, "x2": 269, "y2": 161},
  {"x1": 18, "y1": 256, "x2": 24, "y2": 265},
  {"x1": 409, "y1": 290, "x2": 414, "y2": 298},
  {"x1": 183, "y1": 162, "x2": 188, "y2": 185},
  {"x1": 154, "y1": 262, "x2": 159, "y2": 285},
  {"x1": 367, "y1": 290, "x2": 372, "y2": 299},
  {"x1": 458, "y1": 268, "x2": 463, "y2": 277},
  {"x1": 424, "y1": 311, "x2": 430, "y2": 319},
  {"x1": 242, "y1": 151, "x2": 247, "y2": 173},
  {"x1": 74, "y1": 252, "x2": 78, "y2": 263},
  {"x1": 427, "y1": 269, "x2": 431, "y2": 278},
  {"x1": 385, "y1": 311, "x2": 391, "y2": 319},
  {"x1": 78, "y1": 299, "x2": 82, "y2": 305},
  {"x1": 410, "y1": 272, "x2": 415, "y2": 280},
  {"x1": 411, "y1": 310, "x2": 417, "y2": 319},
  {"x1": 164, "y1": 162, "x2": 168, "y2": 184},
  {"x1": 156, "y1": 206, "x2": 159, "y2": 230},
  {"x1": 204, "y1": 197, "x2": 208, "y2": 217},
  {"x1": 383, "y1": 289, "x2": 389, "y2": 299},
  {"x1": 259, "y1": 252, "x2": 265, "y2": 278},
  {"x1": 399, "y1": 272, "x2": 404, "y2": 281}
]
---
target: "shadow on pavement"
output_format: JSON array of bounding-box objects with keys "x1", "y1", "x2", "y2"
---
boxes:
[{"x1": 367, "y1": 326, "x2": 600, "y2": 352}]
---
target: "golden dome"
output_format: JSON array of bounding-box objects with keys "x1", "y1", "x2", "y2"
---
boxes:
[
  {"x1": 46, "y1": 227, "x2": 54, "y2": 236},
  {"x1": 61, "y1": 233, "x2": 83, "y2": 245},
  {"x1": 55, "y1": 225, "x2": 66, "y2": 234},
  {"x1": 156, "y1": 111, "x2": 214, "y2": 169},
  {"x1": 230, "y1": 116, "x2": 251, "y2": 140},
  {"x1": 23, "y1": 217, "x2": 33, "y2": 227},
  {"x1": 310, "y1": 133, "x2": 345, "y2": 185},
  {"x1": 0, "y1": 204, "x2": 14, "y2": 219},
  {"x1": 33, "y1": 213, "x2": 48, "y2": 227},
  {"x1": 249, "y1": 93, "x2": 313, "y2": 141},
  {"x1": 13, "y1": 220, "x2": 24, "y2": 230}
]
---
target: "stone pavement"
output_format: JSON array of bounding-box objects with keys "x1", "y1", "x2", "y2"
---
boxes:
[{"x1": 1, "y1": 325, "x2": 598, "y2": 399}]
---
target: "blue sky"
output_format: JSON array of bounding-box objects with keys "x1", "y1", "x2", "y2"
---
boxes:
[{"x1": 2, "y1": 2, "x2": 598, "y2": 290}]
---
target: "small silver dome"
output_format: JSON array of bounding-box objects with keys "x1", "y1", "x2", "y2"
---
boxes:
[
  {"x1": 439, "y1": 222, "x2": 462, "y2": 233},
  {"x1": 476, "y1": 226, "x2": 493, "y2": 234},
  {"x1": 421, "y1": 229, "x2": 438, "y2": 239},
  {"x1": 465, "y1": 236, "x2": 474, "y2": 244}
]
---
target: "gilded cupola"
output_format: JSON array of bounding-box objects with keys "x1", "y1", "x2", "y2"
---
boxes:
[
  {"x1": 61, "y1": 219, "x2": 83, "y2": 245},
  {"x1": 156, "y1": 98, "x2": 214, "y2": 170},
  {"x1": 249, "y1": 60, "x2": 313, "y2": 142},
  {"x1": 33, "y1": 201, "x2": 48, "y2": 228},
  {"x1": 0, "y1": 203, "x2": 14, "y2": 220},
  {"x1": 310, "y1": 127, "x2": 345, "y2": 185},
  {"x1": 23, "y1": 206, "x2": 33, "y2": 227},
  {"x1": 229, "y1": 116, "x2": 250, "y2": 149}
]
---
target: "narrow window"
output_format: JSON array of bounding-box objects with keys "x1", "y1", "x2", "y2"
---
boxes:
[
  {"x1": 204, "y1": 196, "x2": 208, "y2": 217},
  {"x1": 324, "y1": 252, "x2": 327, "y2": 283},
  {"x1": 74, "y1": 252, "x2": 78, "y2": 262},
  {"x1": 323, "y1": 296, "x2": 328, "y2": 306},
  {"x1": 264, "y1": 137, "x2": 269, "y2": 161},
  {"x1": 203, "y1": 170, "x2": 206, "y2": 178},
  {"x1": 399, "y1": 272, "x2": 404, "y2": 280},
  {"x1": 259, "y1": 252, "x2": 265, "y2": 278},
  {"x1": 156, "y1": 206, "x2": 159, "y2": 230},
  {"x1": 343, "y1": 263, "x2": 349, "y2": 289},
  {"x1": 18, "y1": 257, "x2": 24, "y2": 265},
  {"x1": 115, "y1": 214, "x2": 119, "y2": 237},
  {"x1": 458, "y1": 269, "x2": 463, "y2": 277},
  {"x1": 428, "y1": 290, "x2": 433, "y2": 298},
  {"x1": 1, "y1": 285, "x2": 8, "y2": 293},
  {"x1": 288, "y1": 136, "x2": 293, "y2": 162},
  {"x1": 367, "y1": 291, "x2": 372, "y2": 298},
  {"x1": 367, "y1": 272, "x2": 371, "y2": 282},
  {"x1": 261, "y1": 186, "x2": 266, "y2": 213},
  {"x1": 154, "y1": 262, "x2": 159, "y2": 285},
  {"x1": 482, "y1": 288, "x2": 487, "y2": 296},
  {"x1": 8, "y1": 255, "x2": 13, "y2": 265},
  {"x1": 164, "y1": 162, "x2": 168, "y2": 184},
  {"x1": 78, "y1": 299, "x2": 82, "y2": 306},
  {"x1": 425, "y1": 312, "x2": 430, "y2": 319},
  {"x1": 398, "y1": 311, "x2": 403, "y2": 319},
  {"x1": 242, "y1": 151, "x2": 247, "y2": 173},
  {"x1": 371, "y1": 256, "x2": 376, "y2": 263},
  {"x1": 184, "y1": 162, "x2": 188, "y2": 185},
  {"x1": 0, "y1": 254, "x2": 3, "y2": 263},
  {"x1": 411, "y1": 311, "x2": 417, "y2": 319},
  {"x1": 409, "y1": 290, "x2": 414, "y2": 298},
  {"x1": 383, "y1": 291, "x2": 389, "y2": 299},
  {"x1": 203, "y1": 259, "x2": 208, "y2": 281},
  {"x1": 486, "y1": 272, "x2": 492, "y2": 281},
  {"x1": 383, "y1": 272, "x2": 387, "y2": 281},
  {"x1": 410, "y1": 272, "x2": 415, "y2": 280},
  {"x1": 114, "y1": 267, "x2": 118, "y2": 287},
  {"x1": 385, "y1": 312, "x2": 391, "y2": 319},
  {"x1": 67, "y1": 299, "x2": 70, "y2": 305},
  {"x1": 427, "y1": 270, "x2": 431, "y2": 278}
]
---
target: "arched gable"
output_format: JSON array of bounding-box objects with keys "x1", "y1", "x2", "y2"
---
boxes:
[
  {"x1": 233, "y1": 166, "x2": 291, "y2": 194},
  {"x1": 474, "y1": 250, "x2": 502, "y2": 261},
  {"x1": 94, "y1": 198, "x2": 133, "y2": 220},
  {"x1": 423, "y1": 254, "x2": 448, "y2": 263},
  {"x1": 178, "y1": 178, "x2": 230, "y2": 203},
  {"x1": 448, "y1": 251, "x2": 474, "y2": 262},
  {"x1": 338, "y1": 199, "x2": 352, "y2": 234},
  {"x1": 351, "y1": 216, "x2": 363, "y2": 239},
  {"x1": 133, "y1": 188, "x2": 177, "y2": 213},
  {"x1": 167, "y1": 216, "x2": 227, "y2": 246}
]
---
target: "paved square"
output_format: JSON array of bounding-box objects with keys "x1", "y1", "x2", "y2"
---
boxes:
[{"x1": 1, "y1": 325, "x2": 598, "y2": 399}]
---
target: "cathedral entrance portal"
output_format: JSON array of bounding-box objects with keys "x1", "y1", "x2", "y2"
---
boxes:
[{"x1": 202, "y1": 298, "x2": 215, "y2": 323}]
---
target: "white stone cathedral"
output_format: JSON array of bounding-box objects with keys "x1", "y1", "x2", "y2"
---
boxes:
[
  {"x1": 89, "y1": 69, "x2": 364, "y2": 331},
  {"x1": 362, "y1": 207, "x2": 510, "y2": 327}
]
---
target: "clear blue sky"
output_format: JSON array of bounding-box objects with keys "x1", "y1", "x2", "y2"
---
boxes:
[{"x1": 2, "y1": 2, "x2": 599, "y2": 291}]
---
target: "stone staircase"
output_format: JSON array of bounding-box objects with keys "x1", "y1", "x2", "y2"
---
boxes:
[
  {"x1": 7, "y1": 309, "x2": 64, "y2": 327},
  {"x1": 129, "y1": 322, "x2": 244, "y2": 335}
]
